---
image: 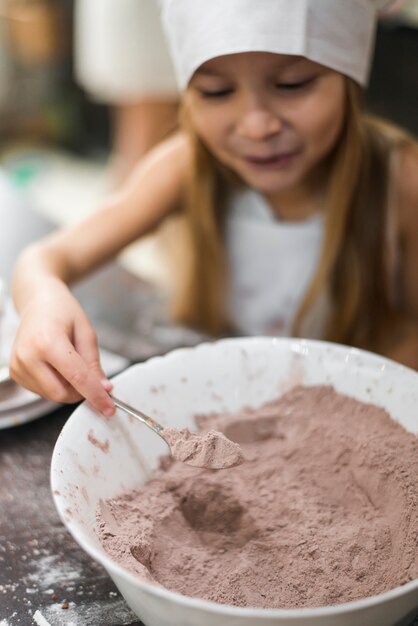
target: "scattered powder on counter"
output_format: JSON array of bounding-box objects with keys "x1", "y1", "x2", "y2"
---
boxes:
[
  {"x1": 33, "y1": 611, "x2": 52, "y2": 626},
  {"x1": 162, "y1": 427, "x2": 245, "y2": 469},
  {"x1": 96, "y1": 385, "x2": 418, "y2": 609}
]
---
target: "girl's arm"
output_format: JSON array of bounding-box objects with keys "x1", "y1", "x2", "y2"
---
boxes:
[
  {"x1": 10, "y1": 133, "x2": 190, "y2": 415},
  {"x1": 385, "y1": 144, "x2": 418, "y2": 369}
]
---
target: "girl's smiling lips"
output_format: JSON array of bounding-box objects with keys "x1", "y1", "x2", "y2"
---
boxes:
[{"x1": 243, "y1": 150, "x2": 301, "y2": 168}]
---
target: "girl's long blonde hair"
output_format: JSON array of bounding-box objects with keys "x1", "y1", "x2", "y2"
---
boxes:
[{"x1": 171, "y1": 79, "x2": 413, "y2": 351}]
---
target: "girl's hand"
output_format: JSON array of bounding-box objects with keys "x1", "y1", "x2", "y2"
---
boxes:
[
  {"x1": 9, "y1": 133, "x2": 189, "y2": 415},
  {"x1": 9, "y1": 281, "x2": 115, "y2": 416}
]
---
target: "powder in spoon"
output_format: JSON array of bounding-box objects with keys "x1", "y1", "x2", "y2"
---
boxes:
[
  {"x1": 162, "y1": 427, "x2": 245, "y2": 469},
  {"x1": 97, "y1": 385, "x2": 418, "y2": 609}
]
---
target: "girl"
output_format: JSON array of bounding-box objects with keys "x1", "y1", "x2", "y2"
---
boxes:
[{"x1": 10, "y1": 0, "x2": 418, "y2": 417}]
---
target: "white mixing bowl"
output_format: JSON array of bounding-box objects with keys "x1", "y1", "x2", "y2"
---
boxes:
[{"x1": 51, "y1": 337, "x2": 418, "y2": 626}]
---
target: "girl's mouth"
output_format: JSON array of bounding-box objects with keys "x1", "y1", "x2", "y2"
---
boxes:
[{"x1": 243, "y1": 151, "x2": 299, "y2": 168}]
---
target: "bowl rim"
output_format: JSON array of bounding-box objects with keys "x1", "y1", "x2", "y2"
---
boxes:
[{"x1": 51, "y1": 336, "x2": 418, "y2": 617}]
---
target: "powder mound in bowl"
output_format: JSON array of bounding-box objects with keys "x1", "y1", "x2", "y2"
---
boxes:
[
  {"x1": 162, "y1": 427, "x2": 245, "y2": 469},
  {"x1": 96, "y1": 385, "x2": 418, "y2": 609}
]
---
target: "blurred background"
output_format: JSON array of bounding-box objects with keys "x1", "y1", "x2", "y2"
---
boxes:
[{"x1": 0, "y1": 0, "x2": 417, "y2": 359}]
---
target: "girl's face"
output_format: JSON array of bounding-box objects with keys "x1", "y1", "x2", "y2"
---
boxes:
[{"x1": 186, "y1": 52, "x2": 346, "y2": 197}]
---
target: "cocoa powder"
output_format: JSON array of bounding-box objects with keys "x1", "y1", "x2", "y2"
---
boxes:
[
  {"x1": 97, "y1": 385, "x2": 418, "y2": 608},
  {"x1": 162, "y1": 427, "x2": 244, "y2": 469}
]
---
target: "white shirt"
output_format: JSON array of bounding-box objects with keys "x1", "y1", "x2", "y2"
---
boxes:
[{"x1": 226, "y1": 189, "x2": 324, "y2": 336}]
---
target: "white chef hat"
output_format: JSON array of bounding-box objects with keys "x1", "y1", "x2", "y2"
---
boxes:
[{"x1": 158, "y1": 0, "x2": 397, "y2": 89}]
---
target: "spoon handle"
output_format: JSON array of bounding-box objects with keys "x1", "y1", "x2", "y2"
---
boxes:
[{"x1": 109, "y1": 393, "x2": 166, "y2": 440}]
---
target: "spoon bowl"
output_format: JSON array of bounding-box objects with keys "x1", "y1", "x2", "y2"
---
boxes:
[{"x1": 109, "y1": 393, "x2": 244, "y2": 470}]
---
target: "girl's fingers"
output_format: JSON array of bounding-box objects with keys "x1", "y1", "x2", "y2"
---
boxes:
[
  {"x1": 72, "y1": 316, "x2": 113, "y2": 390},
  {"x1": 10, "y1": 310, "x2": 115, "y2": 414},
  {"x1": 10, "y1": 359, "x2": 83, "y2": 404},
  {"x1": 47, "y1": 336, "x2": 115, "y2": 416},
  {"x1": 101, "y1": 378, "x2": 114, "y2": 392}
]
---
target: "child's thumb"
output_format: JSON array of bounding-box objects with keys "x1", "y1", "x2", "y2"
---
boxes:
[{"x1": 100, "y1": 377, "x2": 113, "y2": 392}]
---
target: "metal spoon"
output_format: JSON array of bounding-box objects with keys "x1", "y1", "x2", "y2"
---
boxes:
[
  {"x1": 110, "y1": 393, "x2": 166, "y2": 439},
  {"x1": 109, "y1": 393, "x2": 244, "y2": 470}
]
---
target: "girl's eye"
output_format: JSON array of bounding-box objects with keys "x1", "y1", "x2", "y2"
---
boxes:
[
  {"x1": 275, "y1": 77, "x2": 316, "y2": 91},
  {"x1": 198, "y1": 88, "x2": 234, "y2": 99}
]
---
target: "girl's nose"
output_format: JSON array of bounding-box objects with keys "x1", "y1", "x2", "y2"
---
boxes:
[{"x1": 236, "y1": 107, "x2": 283, "y2": 141}]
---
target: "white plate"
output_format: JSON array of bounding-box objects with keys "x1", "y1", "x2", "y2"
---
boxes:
[
  {"x1": 0, "y1": 397, "x2": 58, "y2": 429},
  {"x1": 0, "y1": 381, "x2": 41, "y2": 413}
]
